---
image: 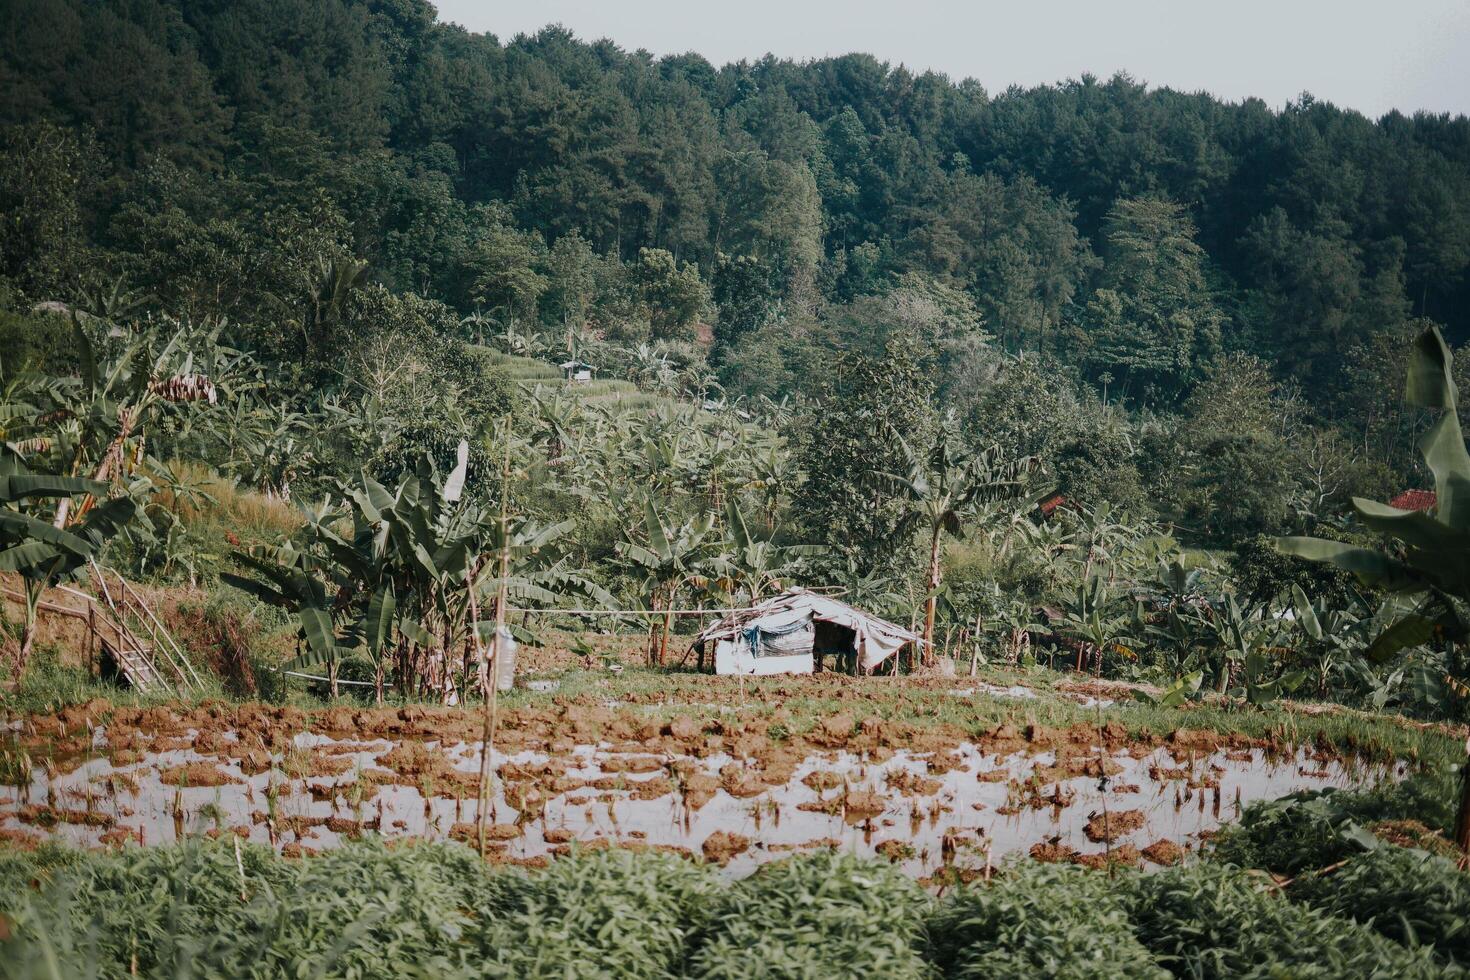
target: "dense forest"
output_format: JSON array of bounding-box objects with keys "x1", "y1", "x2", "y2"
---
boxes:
[{"x1": 2, "y1": 0, "x2": 1470, "y2": 716}]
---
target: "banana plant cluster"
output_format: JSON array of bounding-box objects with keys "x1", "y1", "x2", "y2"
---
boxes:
[
  {"x1": 1280, "y1": 326, "x2": 1470, "y2": 692},
  {"x1": 0, "y1": 448, "x2": 138, "y2": 677},
  {"x1": 617, "y1": 496, "x2": 820, "y2": 665},
  {"x1": 224, "y1": 442, "x2": 587, "y2": 701},
  {"x1": 883, "y1": 413, "x2": 1046, "y2": 662}
]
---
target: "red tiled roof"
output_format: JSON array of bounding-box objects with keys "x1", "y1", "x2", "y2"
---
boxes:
[
  {"x1": 1388, "y1": 489, "x2": 1436, "y2": 512},
  {"x1": 1038, "y1": 493, "x2": 1068, "y2": 517}
]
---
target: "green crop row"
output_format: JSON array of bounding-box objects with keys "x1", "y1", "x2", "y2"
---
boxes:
[{"x1": 1, "y1": 834, "x2": 1465, "y2": 980}]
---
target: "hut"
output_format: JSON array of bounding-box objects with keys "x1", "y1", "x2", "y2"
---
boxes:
[
  {"x1": 693, "y1": 588, "x2": 921, "y2": 676},
  {"x1": 559, "y1": 359, "x2": 596, "y2": 383}
]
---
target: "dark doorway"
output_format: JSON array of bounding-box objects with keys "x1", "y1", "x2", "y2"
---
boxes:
[{"x1": 813, "y1": 620, "x2": 857, "y2": 674}]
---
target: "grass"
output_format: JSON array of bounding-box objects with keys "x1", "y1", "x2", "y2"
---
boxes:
[
  {"x1": 152, "y1": 459, "x2": 302, "y2": 545},
  {"x1": 478, "y1": 348, "x2": 692, "y2": 415}
]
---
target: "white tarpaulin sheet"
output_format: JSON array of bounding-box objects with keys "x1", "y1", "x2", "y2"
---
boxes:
[{"x1": 698, "y1": 589, "x2": 920, "y2": 675}]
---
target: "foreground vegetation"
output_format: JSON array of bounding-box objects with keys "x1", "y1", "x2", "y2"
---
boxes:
[{"x1": 2, "y1": 772, "x2": 1467, "y2": 979}]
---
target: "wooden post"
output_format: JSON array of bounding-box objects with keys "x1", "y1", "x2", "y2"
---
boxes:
[
  {"x1": 87, "y1": 605, "x2": 96, "y2": 678},
  {"x1": 477, "y1": 419, "x2": 513, "y2": 856}
]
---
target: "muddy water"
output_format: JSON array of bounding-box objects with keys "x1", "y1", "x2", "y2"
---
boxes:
[{"x1": 0, "y1": 727, "x2": 1403, "y2": 878}]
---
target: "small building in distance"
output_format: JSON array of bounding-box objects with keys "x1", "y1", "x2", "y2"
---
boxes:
[
  {"x1": 1388, "y1": 489, "x2": 1436, "y2": 512},
  {"x1": 559, "y1": 360, "x2": 596, "y2": 383},
  {"x1": 693, "y1": 588, "x2": 920, "y2": 676}
]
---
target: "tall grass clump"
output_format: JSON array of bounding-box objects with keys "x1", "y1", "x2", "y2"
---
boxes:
[
  {"x1": 1287, "y1": 846, "x2": 1470, "y2": 968},
  {"x1": 1126, "y1": 863, "x2": 1446, "y2": 978},
  {"x1": 684, "y1": 851, "x2": 932, "y2": 979},
  {"x1": 469, "y1": 846, "x2": 719, "y2": 979},
  {"x1": 926, "y1": 862, "x2": 1166, "y2": 979}
]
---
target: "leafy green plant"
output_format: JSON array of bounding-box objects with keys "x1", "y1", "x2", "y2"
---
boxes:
[
  {"x1": 1209, "y1": 788, "x2": 1384, "y2": 876},
  {"x1": 884, "y1": 414, "x2": 1042, "y2": 662},
  {"x1": 1127, "y1": 863, "x2": 1445, "y2": 978},
  {"x1": 473, "y1": 847, "x2": 719, "y2": 979},
  {"x1": 686, "y1": 851, "x2": 932, "y2": 979},
  {"x1": 616, "y1": 496, "x2": 713, "y2": 666},
  {"x1": 1287, "y1": 845, "x2": 1470, "y2": 967},
  {"x1": 927, "y1": 862, "x2": 1167, "y2": 979},
  {"x1": 1280, "y1": 325, "x2": 1470, "y2": 674},
  {"x1": 0, "y1": 451, "x2": 136, "y2": 677}
]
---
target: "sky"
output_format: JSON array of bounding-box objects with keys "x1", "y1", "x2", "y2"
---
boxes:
[{"x1": 432, "y1": 0, "x2": 1470, "y2": 118}]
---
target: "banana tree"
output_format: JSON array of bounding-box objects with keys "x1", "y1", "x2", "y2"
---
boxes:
[
  {"x1": 1278, "y1": 325, "x2": 1470, "y2": 860},
  {"x1": 706, "y1": 498, "x2": 823, "y2": 605},
  {"x1": 227, "y1": 441, "x2": 581, "y2": 701},
  {"x1": 1052, "y1": 573, "x2": 1138, "y2": 675},
  {"x1": 45, "y1": 316, "x2": 222, "y2": 528},
  {"x1": 1280, "y1": 326, "x2": 1470, "y2": 668},
  {"x1": 1191, "y1": 596, "x2": 1302, "y2": 703},
  {"x1": 617, "y1": 497, "x2": 713, "y2": 665},
  {"x1": 0, "y1": 450, "x2": 138, "y2": 678},
  {"x1": 1288, "y1": 585, "x2": 1374, "y2": 699},
  {"x1": 885, "y1": 417, "x2": 1042, "y2": 664}
]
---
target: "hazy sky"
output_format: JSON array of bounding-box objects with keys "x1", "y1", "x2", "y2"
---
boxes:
[{"x1": 433, "y1": 0, "x2": 1470, "y2": 118}]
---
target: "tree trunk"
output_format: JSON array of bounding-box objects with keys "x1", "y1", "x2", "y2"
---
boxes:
[
  {"x1": 659, "y1": 595, "x2": 675, "y2": 667},
  {"x1": 14, "y1": 583, "x2": 42, "y2": 681},
  {"x1": 923, "y1": 527, "x2": 942, "y2": 667},
  {"x1": 1456, "y1": 735, "x2": 1470, "y2": 870},
  {"x1": 647, "y1": 592, "x2": 662, "y2": 666},
  {"x1": 15, "y1": 621, "x2": 35, "y2": 682}
]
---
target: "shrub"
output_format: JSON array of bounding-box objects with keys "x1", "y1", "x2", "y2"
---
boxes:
[
  {"x1": 1211, "y1": 777, "x2": 1457, "y2": 876},
  {"x1": 927, "y1": 862, "x2": 1166, "y2": 979},
  {"x1": 470, "y1": 846, "x2": 719, "y2": 978},
  {"x1": 0, "y1": 839, "x2": 509, "y2": 978},
  {"x1": 685, "y1": 851, "x2": 932, "y2": 979},
  {"x1": 1127, "y1": 863, "x2": 1445, "y2": 978},
  {"x1": 1288, "y1": 846, "x2": 1470, "y2": 967}
]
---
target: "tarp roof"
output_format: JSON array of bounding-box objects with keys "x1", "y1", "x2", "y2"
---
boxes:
[{"x1": 696, "y1": 588, "x2": 921, "y2": 671}]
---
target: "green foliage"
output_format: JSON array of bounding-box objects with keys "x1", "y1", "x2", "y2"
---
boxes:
[
  {"x1": 927, "y1": 862, "x2": 1167, "y2": 979},
  {"x1": 686, "y1": 851, "x2": 932, "y2": 978},
  {"x1": 1080, "y1": 197, "x2": 1223, "y2": 403},
  {"x1": 5, "y1": 837, "x2": 1467, "y2": 978},
  {"x1": 795, "y1": 335, "x2": 938, "y2": 582},
  {"x1": 1126, "y1": 863, "x2": 1446, "y2": 978},
  {"x1": 1281, "y1": 326, "x2": 1470, "y2": 702},
  {"x1": 1210, "y1": 773, "x2": 1458, "y2": 874},
  {"x1": 476, "y1": 848, "x2": 719, "y2": 978},
  {"x1": 1209, "y1": 789, "x2": 1387, "y2": 876},
  {"x1": 1288, "y1": 845, "x2": 1470, "y2": 967},
  {"x1": 0, "y1": 839, "x2": 521, "y2": 979}
]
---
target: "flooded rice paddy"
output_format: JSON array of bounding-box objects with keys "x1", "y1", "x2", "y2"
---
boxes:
[{"x1": 0, "y1": 694, "x2": 1405, "y2": 878}]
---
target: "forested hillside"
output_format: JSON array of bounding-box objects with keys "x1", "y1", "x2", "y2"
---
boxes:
[{"x1": 3, "y1": 0, "x2": 1470, "y2": 716}]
